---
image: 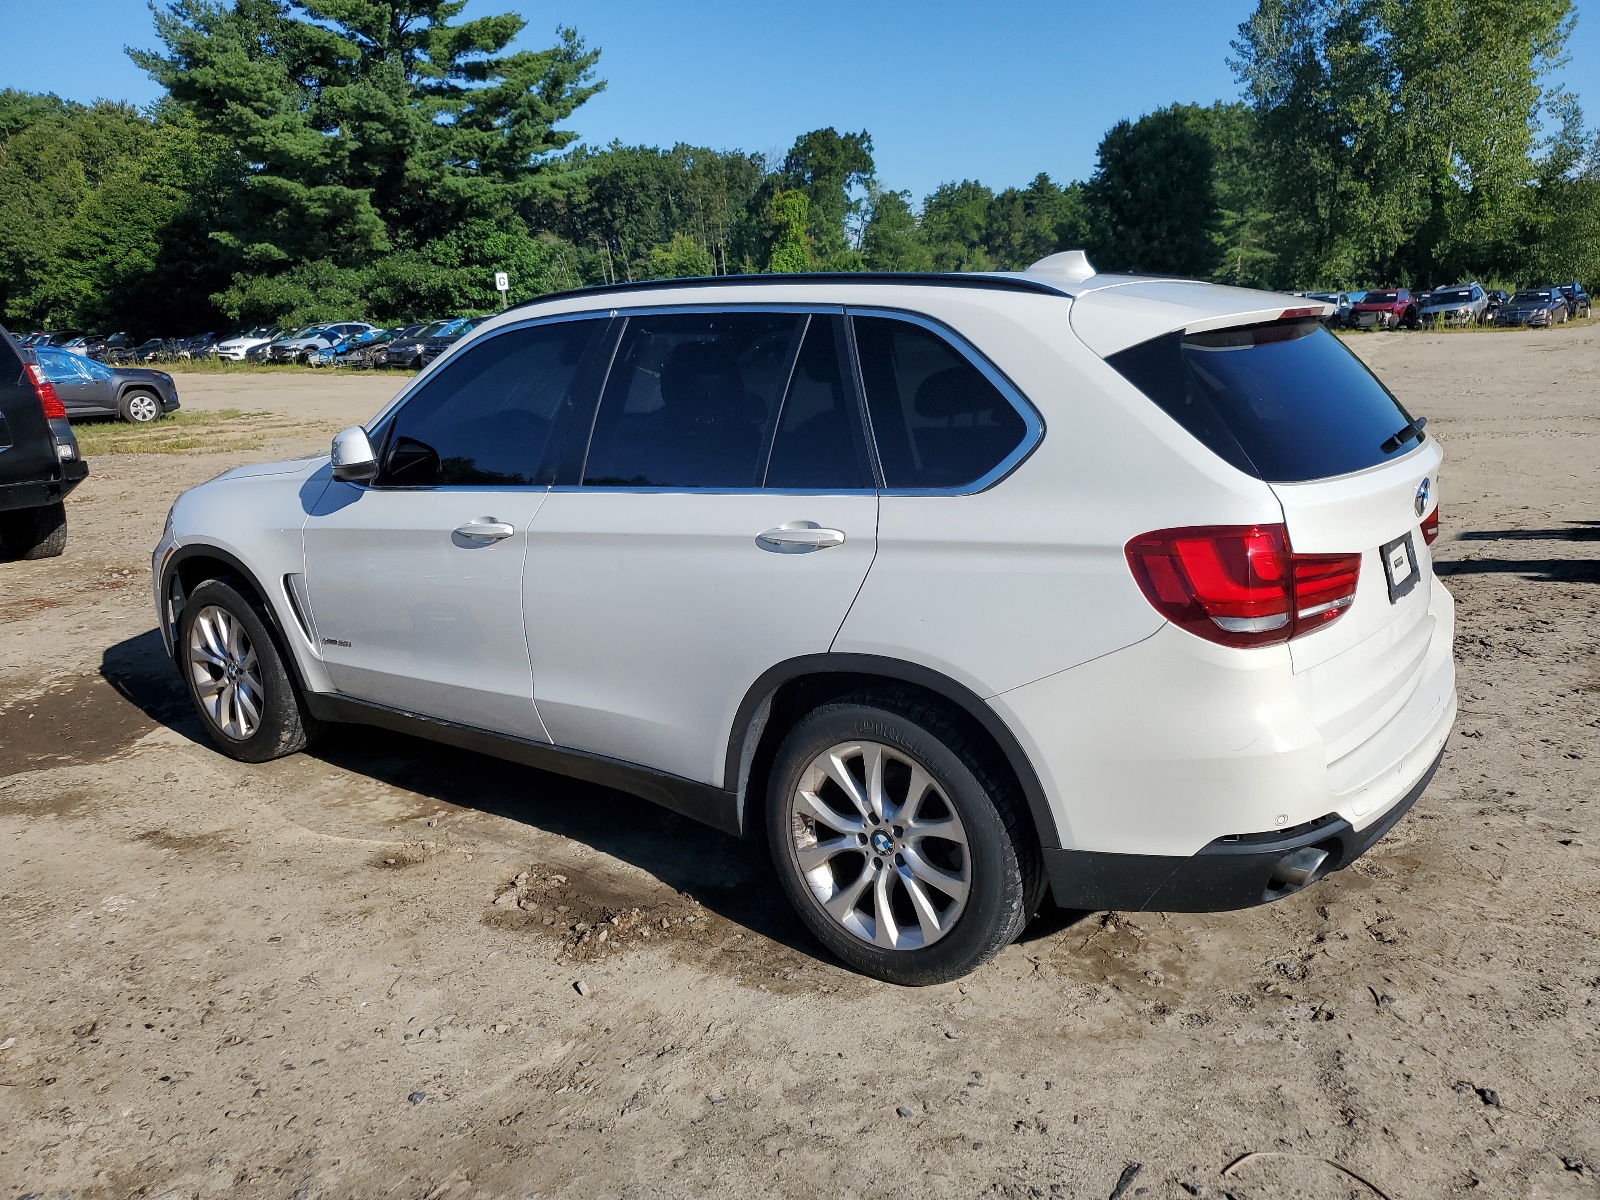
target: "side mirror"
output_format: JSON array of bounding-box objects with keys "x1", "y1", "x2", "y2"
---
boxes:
[{"x1": 331, "y1": 426, "x2": 377, "y2": 484}]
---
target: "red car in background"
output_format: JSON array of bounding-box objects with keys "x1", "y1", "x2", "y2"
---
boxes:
[{"x1": 1349, "y1": 288, "x2": 1420, "y2": 330}]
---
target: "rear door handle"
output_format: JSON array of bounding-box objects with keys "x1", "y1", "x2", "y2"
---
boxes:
[
  {"x1": 452, "y1": 517, "x2": 516, "y2": 544},
  {"x1": 756, "y1": 521, "x2": 846, "y2": 553}
]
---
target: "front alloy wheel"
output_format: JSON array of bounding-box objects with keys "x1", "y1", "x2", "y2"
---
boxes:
[
  {"x1": 176, "y1": 577, "x2": 322, "y2": 762},
  {"x1": 787, "y1": 739, "x2": 972, "y2": 950},
  {"x1": 187, "y1": 604, "x2": 264, "y2": 740}
]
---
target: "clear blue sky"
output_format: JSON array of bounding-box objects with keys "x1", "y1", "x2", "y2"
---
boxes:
[{"x1": 1, "y1": 1, "x2": 1595, "y2": 200}]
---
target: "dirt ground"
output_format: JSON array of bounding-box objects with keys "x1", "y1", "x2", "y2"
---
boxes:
[{"x1": 1, "y1": 327, "x2": 1596, "y2": 1200}]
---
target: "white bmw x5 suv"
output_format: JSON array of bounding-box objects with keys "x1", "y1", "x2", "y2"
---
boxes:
[{"x1": 153, "y1": 253, "x2": 1456, "y2": 984}]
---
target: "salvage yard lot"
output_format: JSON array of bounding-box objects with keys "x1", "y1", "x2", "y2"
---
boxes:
[{"x1": 1, "y1": 327, "x2": 1597, "y2": 1199}]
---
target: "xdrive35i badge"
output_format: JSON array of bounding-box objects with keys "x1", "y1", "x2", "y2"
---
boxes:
[
  {"x1": 321, "y1": 637, "x2": 352, "y2": 648},
  {"x1": 1414, "y1": 477, "x2": 1430, "y2": 517}
]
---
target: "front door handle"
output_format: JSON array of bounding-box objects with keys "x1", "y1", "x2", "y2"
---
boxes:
[
  {"x1": 452, "y1": 517, "x2": 516, "y2": 544},
  {"x1": 756, "y1": 521, "x2": 846, "y2": 553}
]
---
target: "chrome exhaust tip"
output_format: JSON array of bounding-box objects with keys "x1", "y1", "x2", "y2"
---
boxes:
[{"x1": 1269, "y1": 846, "x2": 1330, "y2": 893}]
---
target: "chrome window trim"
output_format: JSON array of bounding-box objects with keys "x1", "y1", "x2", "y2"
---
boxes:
[
  {"x1": 845, "y1": 306, "x2": 1045, "y2": 497},
  {"x1": 360, "y1": 299, "x2": 1045, "y2": 499}
]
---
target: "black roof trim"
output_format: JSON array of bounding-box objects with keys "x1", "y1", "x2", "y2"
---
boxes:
[{"x1": 507, "y1": 271, "x2": 1067, "y2": 313}]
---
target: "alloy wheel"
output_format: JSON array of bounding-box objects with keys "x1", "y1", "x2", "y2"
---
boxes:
[
  {"x1": 126, "y1": 392, "x2": 160, "y2": 423},
  {"x1": 187, "y1": 604, "x2": 264, "y2": 741},
  {"x1": 786, "y1": 740, "x2": 972, "y2": 951}
]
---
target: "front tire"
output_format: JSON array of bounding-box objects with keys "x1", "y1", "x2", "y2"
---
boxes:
[
  {"x1": 119, "y1": 389, "x2": 162, "y2": 424},
  {"x1": 0, "y1": 501, "x2": 67, "y2": 560},
  {"x1": 766, "y1": 693, "x2": 1041, "y2": 985},
  {"x1": 177, "y1": 577, "x2": 323, "y2": 762}
]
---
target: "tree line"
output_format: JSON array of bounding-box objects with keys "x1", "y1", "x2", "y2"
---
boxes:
[{"x1": 1, "y1": 0, "x2": 1595, "y2": 336}]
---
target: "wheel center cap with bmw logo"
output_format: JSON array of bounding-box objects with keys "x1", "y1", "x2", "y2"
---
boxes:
[
  {"x1": 871, "y1": 830, "x2": 894, "y2": 855},
  {"x1": 1415, "y1": 477, "x2": 1430, "y2": 517}
]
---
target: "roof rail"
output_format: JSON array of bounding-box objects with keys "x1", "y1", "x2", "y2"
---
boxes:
[{"x1": 507, "y1": 271, "x2": 1069, "y2": 313}]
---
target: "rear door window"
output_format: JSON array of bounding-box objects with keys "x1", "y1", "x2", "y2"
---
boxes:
[
  {"x1": 378, "y1": 317, "x2": 605, "y2": 487},
  {"x1": 852, "y1": 314, "x2": 1030, "y2": 490},
  {"x1": 1106, "y1": 321, "x2": 1418, "y2": 482}
]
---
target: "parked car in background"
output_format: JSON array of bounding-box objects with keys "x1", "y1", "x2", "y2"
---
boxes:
[
  {"x1": 1557, "y1": 281, "x2": 1590, "y2": 320},
  {"x1": 378, "y1": 320, "x2": 453, "y2": 369},
  {"x1": 217, "y1": 327, "x2": 282, "y2": 361},
  {"x1": 78, "y1": 332, "x2": 136, "y2": 362},
  {"x1": 153, "y1": 257, "x2": 1454, "y2": 984},
  {"x1": 131, "y1": 337, "x2": 180, "y2": 363},
  {"x1": 1, "y1": 325, "x2": 87, "y2": 559},
  {"x1": 1484, "y1": 290, "x2": 1510, "y2": 318},
  {"x1": 21, "y1": 331, "x2": 82, "y2": 348},
  {"x1": 1301, "y1": 291, "x2": 1364, "y2": 327},
  {"x1": 268, "y1": 322, "x2": 378, "y2": 364},
  {"x1": 1419, "y1": 283, "x2": 1489, "y2": 326},
  {"x1": 1349, "y1": 289, "x2": 1419, "y2": 329},
  {"x1": 1494, "y1": 288, "x2": 1570, "y2": 328},
  {"x1": 308, "y1": 327, "x2": 397, "y2": 368},
  {"x1": 33, "y1": 346, "x2": 181, "y2": 423},
  {"x1": 418, "y1": 315, "x2": 492, "y2": 366}
]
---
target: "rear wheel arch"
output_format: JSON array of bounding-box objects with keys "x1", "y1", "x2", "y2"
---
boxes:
[{"x1": 725, "y1": 655, "x2": 1061, "y2": 853}]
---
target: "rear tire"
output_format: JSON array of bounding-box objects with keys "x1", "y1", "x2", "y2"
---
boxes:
[
  {"x1": 765, "y1": 691, "x2": 1042, "y2": 985},
  {"x1": 0, "y1": 501, "x2": 67, "y2": 560},
  {"x1": 177, "y1": 577, "x2": 324, "y2": 762}
]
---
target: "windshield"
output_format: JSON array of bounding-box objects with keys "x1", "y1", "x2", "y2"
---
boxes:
[
  {"x1": 414, "y1": 322, "x2": 449, "y2": 338},
  {"x1": 1511, "y1": 291, "x2": 1550, "y2": 303},
  {"x1": 1362, "y1": 291, "x2": 1397, "y2": 303},
  {"x1": 1107, "y1": 321, "x2": 1418, "y2": 483},
  {"x1": 1431, "y1": 290, "x2": 1471, "y2": 303}
]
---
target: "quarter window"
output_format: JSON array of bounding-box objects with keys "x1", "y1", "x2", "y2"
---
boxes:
[
  {"x1": 853, "y1": 315, "x2": 1029, "y2": 489},
  {"x1": 583, "y1": 312, "x2": 799, "y2": 489},
  {"x1": 378, "y1": 318, "x2": 604, "y2": 487}
]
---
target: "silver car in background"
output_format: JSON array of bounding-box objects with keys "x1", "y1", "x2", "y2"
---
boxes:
[{"x1": 1419, "y1": 283, "x2": 1489, "y2": 326}]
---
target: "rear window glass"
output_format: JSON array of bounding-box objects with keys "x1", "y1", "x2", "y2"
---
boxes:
[{"x1": 1106, "y1": 321, "x2": 1419, "y2": 483}]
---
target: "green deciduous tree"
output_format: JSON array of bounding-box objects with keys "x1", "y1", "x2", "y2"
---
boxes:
[
  {"x1": 777, "y1": 127, "x2": 874, "y2": 266},
  {"x1": 765, "y1": 189, "x2": 813, "y2": 273},
  {"x1": 1084, "y1": 106, "x2": 1222, "y2": 277},
  {"x1": 1232, "y1": 0, "x2": 1581, "y2": 287}
]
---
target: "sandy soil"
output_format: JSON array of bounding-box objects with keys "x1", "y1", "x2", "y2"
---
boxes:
[{"x1": 1, "y1": 330, "x2": 1596, "y2": 1200}]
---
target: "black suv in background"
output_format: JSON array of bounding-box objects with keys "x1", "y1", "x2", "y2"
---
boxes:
[{"x1": 0, "y1": 325, "x2": 87, "y2": 559}]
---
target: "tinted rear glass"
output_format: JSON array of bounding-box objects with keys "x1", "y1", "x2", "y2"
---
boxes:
[
  {"x1": 1106, "y1": 321, "x2": 1418, "y2": 482},
  {"x1": 854, "y1": 315, "x2": 1029, "y2": 489}
]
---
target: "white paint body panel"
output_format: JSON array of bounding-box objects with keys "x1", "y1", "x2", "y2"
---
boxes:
[
  {"x1": 302, "y1": 480, "x2": 550, "y2": 740},
  {"x1": 525, "y1": 490, "x2": 877, "y2": 785}
]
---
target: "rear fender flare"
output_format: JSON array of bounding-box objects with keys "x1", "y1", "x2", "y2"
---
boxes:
[{"x1": 724, "y1": 653, "x2": 1062, "y2": 850}]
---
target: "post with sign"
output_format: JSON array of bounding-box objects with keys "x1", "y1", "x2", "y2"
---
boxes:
[{"x1": 494, "y1": 270, "x2": 509, "y2": 309}]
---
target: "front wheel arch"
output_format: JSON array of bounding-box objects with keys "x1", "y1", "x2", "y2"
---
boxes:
[{"x1": 164, "y1": 547, "x2": 315, "y2": 700}]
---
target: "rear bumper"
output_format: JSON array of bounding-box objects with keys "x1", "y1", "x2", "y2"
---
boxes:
[
  {"x1": 0, "y1": 462, "x2": 87, "y2": 512},
  {"x1": 1040, "y1": 747, "x2": 1441, "y2": 911}
]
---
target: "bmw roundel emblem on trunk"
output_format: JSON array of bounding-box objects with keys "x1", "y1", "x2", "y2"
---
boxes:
[{"x1": 1415, "y1": 477, "x2": 1430, "y2": 517}]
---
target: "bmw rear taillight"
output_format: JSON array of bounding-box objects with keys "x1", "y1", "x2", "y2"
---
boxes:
[
  {"x1": 24, "y1": 363, "x2": 66, "y2": 419},
  {"x1": 1420, "y1": 506, "x2": 1439, "y2": 546},
  {"x1": 1125, "y1": 524, "x2": 1362, "y2": 648}
]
